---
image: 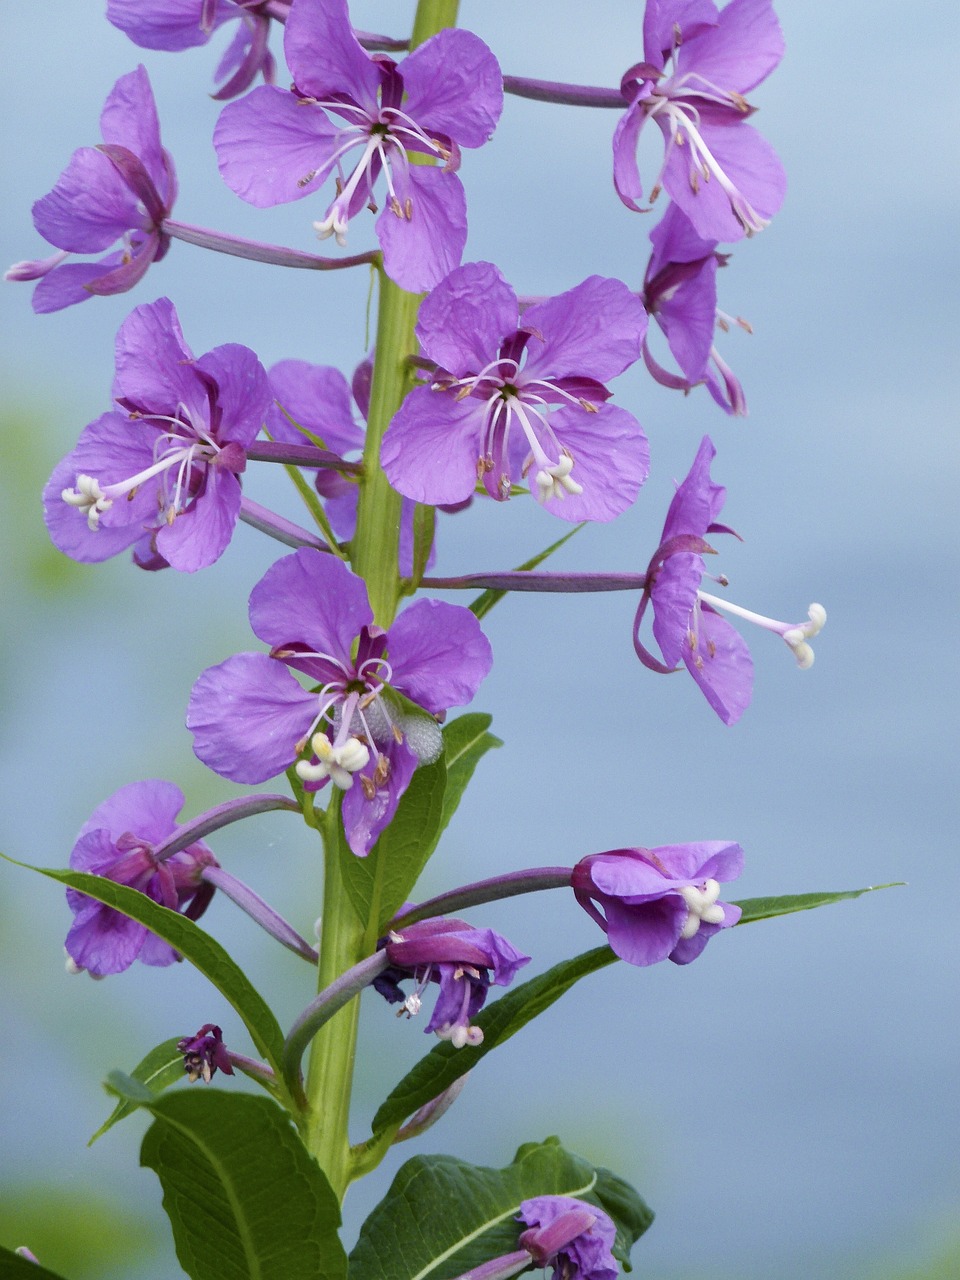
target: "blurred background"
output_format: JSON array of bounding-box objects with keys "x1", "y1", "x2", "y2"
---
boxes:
[{"x1": 1, "y1": 1, "x2": 958, "y2": 1277}]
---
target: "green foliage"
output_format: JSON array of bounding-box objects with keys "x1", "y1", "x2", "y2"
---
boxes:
[
  {"x1": 369, "y1": 947, "x2": 616, "y2": 1141},
  {"x1": 0, "y1": 1190, "x2": 164, "y2": 1280},
  {"x1": 338, "y1": 714, "x2": 500, "y2": 935},
  {"x1": 107, "y1": 1082, "x2": 346, "y2": 1280},
  {"x1": 469, "y1": 524, "x2": 586, "y2": 620},
  {"x1": 4, "y1": 859, "x2": 286, "y2": 1085},
  {"x1": 89, "y1": 1038, "x2": 186, "y2": 1144},
  {"x1": 0, "y1": 1248, "x2": 69, "y2": 1280},
  {"x1": 734, "y1": 883, "x2": 903, "y2": 925},
  {"x1": 349, "y1": 1136, "x2": 652, "y2": 1280}
]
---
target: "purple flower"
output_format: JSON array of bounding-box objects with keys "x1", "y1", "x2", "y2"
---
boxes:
[
  {"x1": 43, "y1": 297, "x2": 272, "y2": 572},
  {"x1": 381, "y1": 262, "x2": 650, "y2": 522},
  {"x1": 635, "y1": 436, "x2": 826, "y2": 723},
  {"x1": 517, "y1": 1197, "x2": 618, "y2": 1280},
  {"x1": 572, "y1": 843, "x2": 743, "y2": 966},
  {"x1": 613, "y1": 0, "x2": 786, "y2": 242},
  {"x1": 641, "y1": 202, "x2": 747, "y2": 413},
  {"x1": 64, "y1": 780, "x2": 218, "y2": 977},
  {"x1": 8, "y1": 67, "x2": 176, "y2": 313},
  {"x1": 177, "y1": 1023, "x2": 235, "y2": 1082},
  {"x1": 107, "y1": 0, "x2": 278, "y2": 100},
  {"x1": 375, "y1": 915, "x2": 530, "y2": 1047},
  {"x1": 213, "y1": 0, "x2": 503, "y2": 291},
  {"x1": 187, "y1": 549, "x2": 493, "y2": 855}
]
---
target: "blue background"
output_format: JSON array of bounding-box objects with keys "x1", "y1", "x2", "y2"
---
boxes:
[{"x1": 1, "y1": 2, "x2": 958, "y2": 1276}]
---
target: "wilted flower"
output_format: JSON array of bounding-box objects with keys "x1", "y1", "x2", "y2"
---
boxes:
[{"x1": 177, "y1": 1024, "x2": 235, "y2": 1082}]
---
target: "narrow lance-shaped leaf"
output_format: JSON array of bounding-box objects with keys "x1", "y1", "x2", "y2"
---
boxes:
[
  {"x1": 437, "y1": 713, "x2": 501, "y2": 840},
  {"x1": 4, "y1": 858, "x2": 287, "y2": 1087},
  {"x1": 107, "y1": 1079, "x2": 347, "y2": 1280},
  {"x1": 734, "y1": 883, "x2": 903, "y2": 924},
  {"x1": 349, "y1": 1136, "x2": 651, "y2": 1280},
  {"x1": 470, "y1": 523, "x2": 587, "y2": 620},
  {"x1": 90, "y1": 1037, "x2": 185, "y2": 1144}
]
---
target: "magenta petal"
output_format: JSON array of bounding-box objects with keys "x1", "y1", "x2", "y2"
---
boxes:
[
  {"x1": 387, "y1": 599, "x2": 492, "y2": 714},
  {"x1": 107, "y1": 0, "x2": 232, "y2": 51},
  {"x1": 537, "y1": 403, "x2": 650, "y2": 523},
  {"x1": 376, "y1": 164, "x2": 467, "y2": 293},
  {"x1": 155, "y1": 466, "x2": 241, "y2": 571},
  {"x1": 651, "y1": 553, "x2": 703, "y2": 667},
  {"x1": 99, "y1": 66, "x2": 167, "y2": 198},
  {"x1": 77, "y1": 778, "x2": 185, "y2": 845},
  {"x1": 65, "y1": 904, "x2": 150, "y2": 976},
  {"x1": 678, "y1": 0, "x2": 784, "y2": 94},
  {"x1": 247, "y1": 548, "x2": 372, "y2": 656},
  {"x1": 644, "y1": 0, "x2": 719, "y2": 62},
  {"x1": 195, "y1": 343, "x2": 271, "y2": 446},
  {"x1": 266, "y1": 360, "x2": 364, "y2": 454},
  {"x1": 340, "y1": 740, "x2": 417, "y2": 856},
  {"x1": 32, "y1": 148, "x2": 142, "y2": 253},
  {"x1": 612, "y1": 99, "x2": 648, "y2": 211},
  {"x1": 523, "y1": 277, "x2": 647, "y2": 382},
  {"x1": 30, "y1": 260, "x2": 119, "y2": 314},
  {"x1": 655, "y1": 257, "x2": 718, "y2": 383},
  {"x1": 661, "y1": 436, "x2": 724, "y2": 541},
  {"x1": 604, "y1": 894, "x2": 687, "y2": 966},
  {"x1": 381, "y1": 387, "x2": 481, "y2": 506},
  {"x1": 214, "y1": 85, "x2": 341, "y2": 206},
  {"x1": 283, "y1": 0, "x2": 381, "y2": 109},
  {"x1": 415, "y1": 261, "x2": 518, "y2": 377},
  {"x1": 111, "y1": 297, "x2": 204, "y2": 416},
  {"x1": 400, "y1": 28, "x2": 503, "y2": 148},
  {"x1": 683, "y1": 606, "x2": 754, "y2": 724},
  {"x1": 187, "y1": 652, "x2": 315, "y2": 783}
]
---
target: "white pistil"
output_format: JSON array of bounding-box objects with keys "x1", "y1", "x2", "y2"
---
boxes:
[
  {"x1": 295, "y1": 732, "x2": 370, "y2": 789},
  {"x1": 678, "y1": 878, "x2": 725, "y2": 939},
  {"x1": 698, "y1": 591, "x2": 827, "y2": 669},
  {"x1": 62, "y1": 474, "x2": 113, "y2": 530},
  {"x1": 534, "y1": 451, "x2": 583, "y2": 503}
]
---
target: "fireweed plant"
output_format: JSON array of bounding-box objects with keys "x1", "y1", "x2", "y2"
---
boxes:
[{"x1": 3, "y1": 1, "x2": 891, "y2": 1277}]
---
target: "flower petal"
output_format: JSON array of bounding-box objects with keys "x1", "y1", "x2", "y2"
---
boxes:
[
  {"x1": 247, "y1": 548, "x2": 372, "y2": 657},
  {"x1": 32, "y1": 148, "x2": 142, "y2": 253},
  {"x1": 99, "y1": 66, "x2": 168, "y2": 199},
  {"x1": 155, "y1": 465, "x2": 241, "y2": 571},
  {"x1": 283, "y1": 0, "x2": 381, "y2": 110},
  {"x1": 682, "y1": 604, "x2": 754, "y2": 724},
  {"x1": 381, "y1": 385, "x2": 482, "y2": 505},
  {"x1": 195, "y1": 343, "x2": 271, "y2": 447},
  {"x1": 266, "y1": 360, "x2": 364, "y2": 455},
  {"x1": 76, "y1": 779, "x2": 186, "y2": 845},
  {"x1": 400, "y1": 28, "x2": 503, "y2": 148},
  {"x1": 678, "y1": 0, "x2": 784, "y2": 95},
  {"x1": 415, "y1": 261, "x2": 517, "y2": 376},
  {"x1": 523, "y1": 276, "x2": 647, "y2": 382},
  {"x1": 387, "y1": 599, "x2": 492, "y2": 714},
  {"x1": 536, "y1": 403, "x2": 650, "y2": 523},
  {"x1": 376, "y1": 163, "x2": 467, "y2": 293}
]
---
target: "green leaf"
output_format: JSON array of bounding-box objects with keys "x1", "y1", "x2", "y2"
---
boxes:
[
  {"x1": 89, "y1": 1037, "x2": 185, "y2": 1144},
  {"x1": 371, "y1": 947, "x2": 616, "y2": 1140},
  {"x1": 349, "y1": 1137, "x2": 651, "y2": 1280},
  {"x1": 107, "y1": 1083, "x2": 347, "y2": 1280},
  {"x1": 469, "y1": 523, "x2": 587, "y2": 621},
  {"x1": 590, "y1": 1165, "x2": 655, "y2": 1270},
  {"x1": 4, "y1": 858, "x2": 286, "y2": 1082},
  {"x1": 734, "y1": 883, "x2": 904, "y2": 924},
  {"x1": 437, "y1": 713, "x2": 501, "y2": 841},
  {"x1": 0, "y1": 1247, "x2": 69, "y2": 1280}
]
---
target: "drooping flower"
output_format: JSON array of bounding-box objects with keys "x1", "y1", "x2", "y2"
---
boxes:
[
  {"x1": 187, "y1": 549, "x2": 492, "y2": 855},
  {"x1": 641, "y1": 201, "x2": 748, "y2": 413},
  {"x1": 381, "y1": 262, "x2": 650, "y2": 522},
  {"x1": 213, "y1": 0, "x2": 503, "y2": 291},
  {"x1": 635, "y1": 436, "x2": 825, "y2": 724},
  {"x1": 177, "y1": 1023, "x2": 235, "y2": 1082},
  {"x1": 44, "y1": 297, "x2": 272, "y2": 572},
  {"x1": 613, "y1": 0, "x2": 786, "y2": 242},
  {"x1": 106, "y1": 0, "x2": 278, "y2": 100},
  {"x1": 7, "y1": 67, "x2": 176, "y2": 313},
  {"x1": 572, "y1": 842, "x2": 743, "y2": 966},
  {"x1": 64, "y1": 780, "x2": 218, "y2": 977},
  {"x1": 517, "y1": 1197, "x2": 619, "y2": 1280},
  {"x1": 375, "y1": 915, "x2": 530, "y2": 1047}
]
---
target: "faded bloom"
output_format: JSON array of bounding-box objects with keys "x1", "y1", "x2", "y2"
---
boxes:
[
  {"x1": 177, "y1": 1023, "x2": 235, "y2": 1082},
  {"x1": 573, "y1": 843, "x2": 743, "y2": 966},
  {"x1": 65, "y1": 780, "x2": 218, "y2": 977},
  {"x1": 614, "y1": 0, "x2": 786, "y2": 242},
  {"x1": 187, "y1": 549, "x2": 492, "y2": 855},
  {"x1": 518, "y1": 1197, "x2": 619, "y2": 1280},
  {"x1": 44, "y1": 297, "x2": 272, "y2": 572},
  {"x1": 375, "y1": 915, "x2": 530, "y2": 1047},
  {"x1": 8, "y1": 67, "x2": 176, "y2": 313},
  {"x1": 107, "y1": 0, "x2": 278, "y2": 100},
  {"x1": 213, "y1": 0, "x2": 502, "y2": 290},
  {"x1": 382, "y1": 262, "x2": 650, "y2": 521}
]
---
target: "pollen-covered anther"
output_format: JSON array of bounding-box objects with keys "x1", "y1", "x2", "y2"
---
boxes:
[
  {"x1": 678, "y1": 878, "x2": 725, "y2": 939},
  {"x1": 62, "y1": 474, "x2": 113, "y2": 530},
  {"x1": 294, "y1": 732, "x2": 370, "y2": 789},
  {"x1": 534, "y1": 453, "x2": 583, "y2": 503}
]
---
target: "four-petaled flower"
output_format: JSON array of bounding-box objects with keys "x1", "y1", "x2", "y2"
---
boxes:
[
  {"x1": 7, "y1": 67, "x2": 176, "y2": 313},
  {"x1": 614, "y1": 0, "x2": 786, "y2": 242},
  {"x1": 107, "y1": 0, "x2": 278, "y2": 100},
  {"x1": 381, "y1": 262, "x2": 650, "y2": 522},
  {"x1": 572, "y1": 842, "x2": 744, "y2": 966},
  {"x1": 187, "y1": 549, "x2": 493, "y2": 855},
  {"x1": 213, "y1": 0, "x2": 503, "y2": 291},
  {"x1": 177, "y1": 1023, "x2": 235, "y2": 1082},
  {"x1": 44, "y1": 297, "x2": 272, "y2": 572},
  {"x1": 641, "y1": 201, "x2": 748, "y2": 414},
  {"x1": 517, "y1": 1197, "x2": 619, "y2": 1280},
  {"x1": 65, "y1": 780, "x2": 218, "y2": 977},
  {"x1": 375, "y1": 914, "x2": 530, "y2": 1048}
]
